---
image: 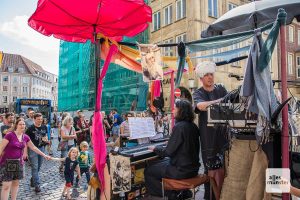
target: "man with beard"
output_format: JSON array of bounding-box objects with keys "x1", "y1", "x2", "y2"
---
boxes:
[{"x1": 0, "y1": 112, "x2": 15, "y2": 138}]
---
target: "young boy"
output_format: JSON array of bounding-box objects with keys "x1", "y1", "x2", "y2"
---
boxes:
[{"x1": 75, "y1": 141, "x2": 92, "y2": 188}]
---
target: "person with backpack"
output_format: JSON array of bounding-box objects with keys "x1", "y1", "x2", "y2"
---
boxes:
[{"x1": 111, "y1": 109, "x2": 123, "y2": 142}]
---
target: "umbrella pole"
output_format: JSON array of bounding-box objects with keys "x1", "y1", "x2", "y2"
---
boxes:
[
  {"x1": 94, "y1": 27, "x2": 100, "y2": 111},
  {"x1": 280, "y1": 19, "x2": 289, "y2": 200}
]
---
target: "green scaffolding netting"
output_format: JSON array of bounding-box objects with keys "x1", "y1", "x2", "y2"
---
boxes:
[{"x1": 58, "y1": 30, "x2": 149, "y2": 113}]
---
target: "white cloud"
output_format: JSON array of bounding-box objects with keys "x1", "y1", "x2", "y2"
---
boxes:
[
  {"x1": 0, "y1": 15, "x2": 59, "y2": 52},
  {"x1": 0, "y1": 15, "x2": 59, "y2": 74}
]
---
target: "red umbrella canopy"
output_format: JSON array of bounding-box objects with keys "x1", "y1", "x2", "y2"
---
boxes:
[{"x1": 28, "y1": 0, "x2": 152, "y2": 42}]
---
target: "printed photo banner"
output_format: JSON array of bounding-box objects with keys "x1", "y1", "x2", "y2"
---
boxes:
[{"x1": 138, "y1": 44, "x2": 163, "y2": 82}]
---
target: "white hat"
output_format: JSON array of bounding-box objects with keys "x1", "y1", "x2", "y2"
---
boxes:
[{"x1": 195, "y1": 61, "x2": 216, "y2": 78}]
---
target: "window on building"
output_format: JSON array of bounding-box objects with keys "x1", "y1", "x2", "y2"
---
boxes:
[
  {"x1": 228, "y1": 3, "x2": 237, "y2": 11},
  {"x1": 8, "y1": 67, "x2": 14, "y2": 73},
  {"x1": 3, "y1": 76, "x2": 8, "y2": 82},
  {"x1": 298, "y1": 29, "x2": 300, "y2": 46},
  {"x1": 23, "y1": 77, "x2": 29, "y2": 84},
  {"x1": 13, "y1": 76, "x2": 18, "y2": 83},
  {"x1": 13, "y1": 86, "x2": 17, "y2": 93},
  {"x1": 269, "y1": 58, "x2": 273, "y2": 72},
  {"x1": 153, "y1": 11, "x2": 161, "y2": 31},
  {"x1": 23, "y1": 86, "x2": 28, "y2": 93},
  {"x1": 176, "y1": 0, "x2": 186, "y2": 20},
  {"x1": 176, "y1": 33, "x2": 187, "y2": 43},
  {"x1": 289, "y1": 25, "x2": 294, "y2": 43},
  {"x1": 3, "y1": 86, "x2": 8, "y2": 92},
  {"x1": 3, "y1": 96, "x2": 7, "y2": 104},
  {"x1": 18, "y1": 67, "x2": 24, "y2": 73},
  {"x1": 288, "y1": 53, "x2": 294, "y2": 75},
  {"x1": 164, "y1": 38, "x2": 174, "y2": 56},
  {"x1": 208, "y1": 0, "x2": 218, "y2": 18},
  {"x1": 12, "y1": 96, "x2": 17, "y2": 102},
  {"x1": 33, "y1": 88, "x2": 35, "y2": 94},
  {"x1": 164, "y1": 5, "x2": 172, "y2": 26}
]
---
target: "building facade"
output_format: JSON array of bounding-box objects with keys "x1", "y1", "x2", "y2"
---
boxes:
[
  {"x1": 147, "y1": 0, "x2": 300, "y2": 112},
  {"x1": 149, "y1": 0, "x2": 254, "y2": 110},
  {"x1": 281, "y1": 20, "x2": 300, "y2": 99},
  {"x1": 0, "y1": 52, "x2": 58, "y2": 112}
]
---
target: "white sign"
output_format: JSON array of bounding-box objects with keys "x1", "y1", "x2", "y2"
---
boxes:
[
  {"x1": 266, "y1": 168, "x2": 290, "y2": 193},
  {"x1": 128, "y1": 117, "x2": 156, "y2": 139}
]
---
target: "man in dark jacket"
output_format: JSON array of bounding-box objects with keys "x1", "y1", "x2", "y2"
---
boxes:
[
  {"x1": 144, "y1": 99, "x2": 200, "y2": 198},
  {"x1": 193, "y1": 61, "x2": 228, "y2": 200}
]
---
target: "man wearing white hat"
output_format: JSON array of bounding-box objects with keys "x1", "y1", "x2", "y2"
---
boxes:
[{"x1": 193, "y1": 61, "x2": 228, "y2": 200}]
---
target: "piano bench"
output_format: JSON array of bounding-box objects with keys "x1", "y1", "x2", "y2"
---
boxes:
[{"x1": 162, "y1": 174, "x2": 219, "y2": 200}]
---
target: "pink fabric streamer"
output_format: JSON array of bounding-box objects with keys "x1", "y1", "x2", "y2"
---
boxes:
[
  {"x1": 153, "y1": 80, "x2": 161, "y2": 97},
  {"x1": 93, "y1": 44, "x2": 118, "y2": 191},
  {"x1": 170, "y1": 71, "x2": 175, "y2": 129}
]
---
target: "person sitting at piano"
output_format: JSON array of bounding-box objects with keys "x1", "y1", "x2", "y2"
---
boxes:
[{"x1": 144, "y1": 99, "x2": 200, "y2": 198}]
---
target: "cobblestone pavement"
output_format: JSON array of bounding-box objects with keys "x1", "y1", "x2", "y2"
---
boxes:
[
  {"x1": 16, "y1": 130, "x2": 206, "y2": 200},
  {"x1": 17, "y1": 131, "x2": 91, "y2": 200}
]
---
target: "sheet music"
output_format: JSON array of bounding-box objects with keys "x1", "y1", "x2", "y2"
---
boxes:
[{"x1": 128, "y1": 117, "x2": 156, "y2": 139}]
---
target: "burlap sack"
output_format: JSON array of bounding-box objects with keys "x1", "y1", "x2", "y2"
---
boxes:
[{"x1": 221, "y1": 139, "x2": 269, "y2": 200}]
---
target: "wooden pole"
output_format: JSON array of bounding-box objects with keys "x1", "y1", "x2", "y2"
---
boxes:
[{"x1": 280, "y1": 15, "x2": 289, "y2": 200}]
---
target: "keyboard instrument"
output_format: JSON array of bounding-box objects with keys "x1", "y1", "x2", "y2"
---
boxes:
[{"x1": 119, "y1": 141, "x2": 166, "y2": 163}]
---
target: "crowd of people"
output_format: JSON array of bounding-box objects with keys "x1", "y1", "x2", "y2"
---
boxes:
[
  {"x1": 0, "y1": 108, "x2": 96, "y2": 200},
  {"x1": 0, "y1": 106, "x2": 170, "y2": 200}
]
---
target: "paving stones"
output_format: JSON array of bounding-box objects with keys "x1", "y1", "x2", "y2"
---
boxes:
[{"x1": 17, "y1": 135, "x2": 90, "y2": 200}]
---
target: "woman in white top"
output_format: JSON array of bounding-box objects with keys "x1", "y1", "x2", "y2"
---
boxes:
[{"x1": 59, "y1": 116, "x2": 77, "y2": 172}]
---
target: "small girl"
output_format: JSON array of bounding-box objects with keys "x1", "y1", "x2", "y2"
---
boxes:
[{"x1": 53, "y1": 147, "x2": 81, "y2": 199}]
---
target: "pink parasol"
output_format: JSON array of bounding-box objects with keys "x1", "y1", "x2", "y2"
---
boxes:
[
  {"x1": 28, "y1": 0, "x2": 152, "y2": 190},
  {"x1": 28, "y1": 0, "x2": 152, "y2": 42}
]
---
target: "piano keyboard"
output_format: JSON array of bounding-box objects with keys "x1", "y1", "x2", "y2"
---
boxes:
[{"x1": 119, "y1": 141, "x2": 166, "y2": 157}]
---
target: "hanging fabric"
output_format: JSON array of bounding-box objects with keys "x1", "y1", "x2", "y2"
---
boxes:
[
  {"x1": 175, "y1": 42, "x2": 186, "y2": 87},
  {"x1": 93, "y1": 44, "x2": 118, "y2": 190},
  {"x1": 187, "y1": 35, "x2": 252, "y2": 52},
  {"x1": 240, "y1": 30, "x2": 278, "y2": 145},
  {"x1": 257, "y1": 9, "x2": 287, "y2": 72},
  {"x1": 190, "y1": 45, "x2": 250, "y2": 61},
  {"x1": 153, "y1": 80, "x2": 161, "y2": 97}
]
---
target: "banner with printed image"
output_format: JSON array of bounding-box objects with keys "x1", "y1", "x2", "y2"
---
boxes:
[{"x1": 138, "y1": 44, "x2": 163, "y2": 82}]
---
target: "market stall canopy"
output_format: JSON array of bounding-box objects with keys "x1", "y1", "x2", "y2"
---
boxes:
[
  {"x1": 28, "y1": 0, "x2": 152, "y2": 42},
  {"x1": 202, "y1": 0, "x2": 300, "y2": 38}
]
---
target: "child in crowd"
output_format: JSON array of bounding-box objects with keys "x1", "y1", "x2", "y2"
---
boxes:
[
  {"x1": 75, "y1": 141, "x2": 92, "y2": 188},
  {"x1": 52, "y1": 147, "x2": 81, "y2": 199}
]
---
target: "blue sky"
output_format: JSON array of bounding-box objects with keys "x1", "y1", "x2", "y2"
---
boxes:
[{"x1": 0, "y1": 0, "x2": 59, "y2": 75}]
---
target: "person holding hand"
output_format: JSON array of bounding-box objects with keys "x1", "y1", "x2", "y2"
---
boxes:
[
  {"x1": 0, "y1": 118, "x2": 50, "y2": 200},
  {"x1": 59, "y1": 116, "x2": 77, "y2": 172}
]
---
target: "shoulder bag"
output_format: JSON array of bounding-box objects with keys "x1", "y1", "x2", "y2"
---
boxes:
[
  {"x1": 5, "y1": 134, "x2": 24, "y2": 173},
  {"x1": 57, "y1": 128, "x2": 72, "y2": 151}
]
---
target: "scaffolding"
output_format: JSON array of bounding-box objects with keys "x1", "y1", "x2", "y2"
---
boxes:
[{"x1": 58, "y1": 30, "x2": 149, "y2": 113}]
